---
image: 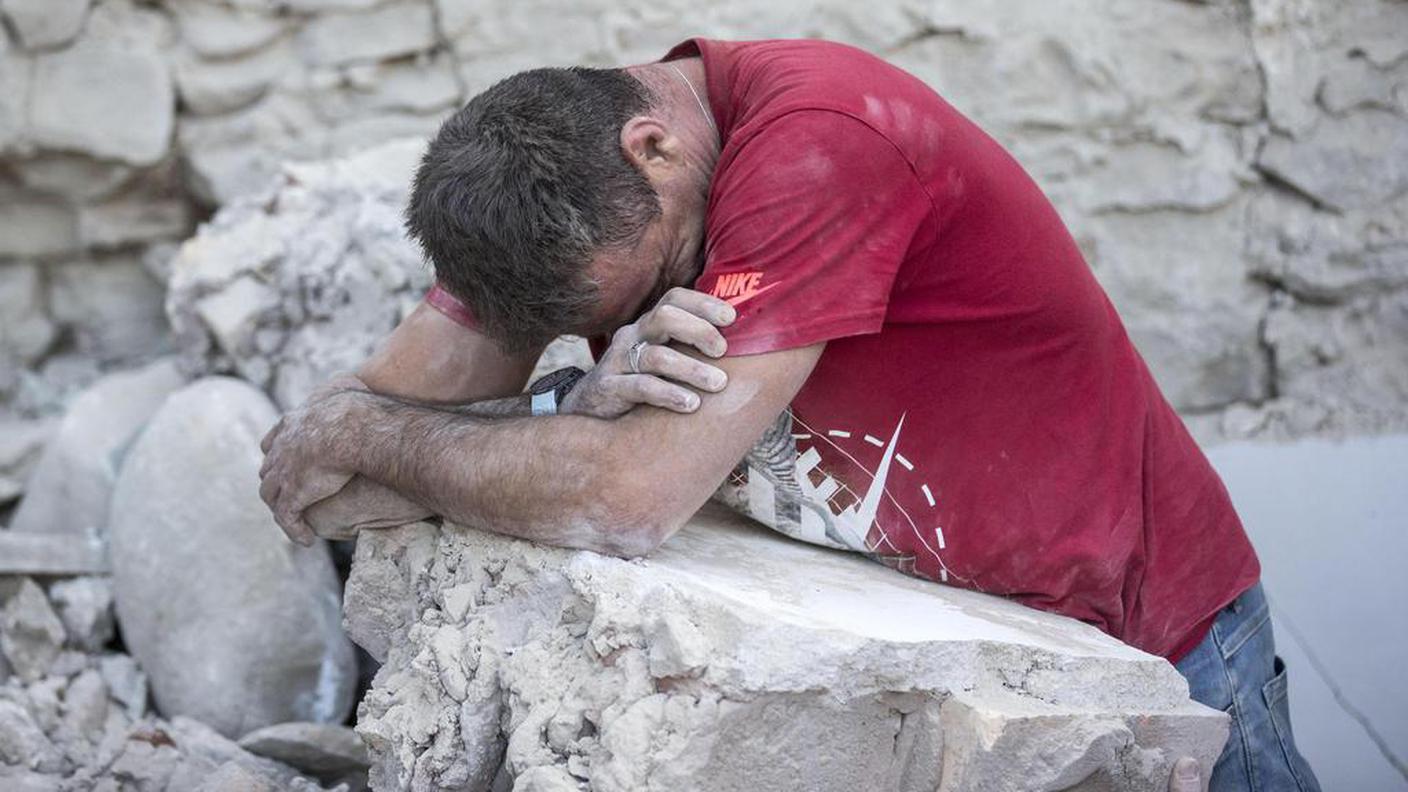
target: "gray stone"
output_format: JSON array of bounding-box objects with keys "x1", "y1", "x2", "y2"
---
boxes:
[
  {"x1": 8, "y1": 153, "x2": 133, "y2": 202},
  {"x1": 176, "y1": 92, "x2": 327, "y2": 204},
  {"x1": 48, "y1": 577, "x2": 114, "y2": 651},
  {"x1": 0, "y1": 532, "x2": 108, "y2": 574},
  {"x1": 0, "y1": 38, "x2": 30, "y2": 151},
  {"x1": 78, "y1": 195, "x2": 191, "y2": 250},
  {"x1": 238, "y1": 721, "x2": 370, "y2": 776},
  {"x1": 98, "y1": 653, "x2": 147, "y2": 721},
  {"x1": 0, "y1": 418, "x2": 53, "y2": 504},
  {"x1": 172, "y1": 2, "x2": 285, "y2": 59},
  {"x1": 0, "y1": 190, "x2": 79, "y2": 258},
  {"x1": 45, "y1": 257, "x2": 171, "y2": 364},
  {"x1": 348, "y1": 504, "x2": 1228, "y2": 791},
  {"x1": 0, "y1": 0, "x2": 91, "y2": 49},
  {"x1": 59, "y1": 668, "x2": 109, "y2": 743},
  {"x1": 0, "y1": 267, "x2": 55, "y2": 378},
  {"x1": 195, "y1": 761, "x2": 280, "y2": 792},
  {"x1": 109, "y1": 377, "x2": 356, "y2": 738},
  {"x1": 0, "y1": 766, "x2": 64, "y2": 792},
  {"x1": 0, "y1": 577, "x2": 66, "y2": 682},
  {"x1": 174, "y1": 40, "x2": 296, "y2": 116},
  {"x1": 28, "y1": 43, "x2": 173, "y2": 166},
  {"x1": 1258, "y1": 111, "x2": 1408, "y2": 213},
  {"x1": 296, "y1": 2, "x2": 436, "y2": 66},
  {"x1": 0, "y1": 698, "x2": 65, "y2": 773},
  {"x1": 10, "y1": 359, "x2": 185, "y2": 537}
]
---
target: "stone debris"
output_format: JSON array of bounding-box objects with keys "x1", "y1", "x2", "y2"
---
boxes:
[
  {"x1": 9, "y1": 358, "x2": 185, "y2": 537},
  {"x1": 0, "y1": 417, "x2": 53, "y2": 504},
  {"x1": 109, "y1": 377, "x2": 357, "y2": 738},
  {"x1": 0, "y1": 578, "x2": 66, "y2": 684},
  {"x1": 238, "y1": 721, "x2": 371, "y2": 779},
  {"x1": 346, "y1": 503, "x2": 1229, "y2": 792},
  {"x1": 47, "y1": 577, "x2": 115, "y2": 652},
  {"x1": 0, "y1": 578, "x2": 347, "y2": 790},
  {"x1": 167, "y1": 138, "x2": 432, "y2": 411}
]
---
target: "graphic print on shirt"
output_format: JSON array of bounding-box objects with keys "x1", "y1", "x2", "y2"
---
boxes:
[
  {"x1": 708, "y1": 271, "x2": 778, "y2": 307},
  {"x1": 716, "y1": 410, "x2": 961, "y2": 585}
]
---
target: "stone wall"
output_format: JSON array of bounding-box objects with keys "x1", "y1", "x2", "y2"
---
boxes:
[{"x1": 1, "y1": 0, "x2": 1405, "y2": 440}]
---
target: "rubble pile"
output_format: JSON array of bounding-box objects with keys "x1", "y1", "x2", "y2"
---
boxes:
[{"x1": 0, "y1": 576, "x2": 363, "y2": 791}]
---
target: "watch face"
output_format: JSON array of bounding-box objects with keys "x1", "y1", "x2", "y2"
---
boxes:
[{"x1": 531, "y1": 366, "x2": 585, "y2": 395}]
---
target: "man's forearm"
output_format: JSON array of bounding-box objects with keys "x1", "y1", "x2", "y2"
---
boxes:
[{"x1": 346, "y1": 393, "x2": 656, "y2": 556}]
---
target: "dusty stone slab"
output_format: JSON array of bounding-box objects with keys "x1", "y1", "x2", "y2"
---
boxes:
[
  {"x1": 237, "y1": 721, "x2": 370, "y2": 776},
  {"x1": 347, "y1": 503, "x2": 1228, "y2": 792},
  {"x1": 0, "y1": 532, "x2": 107, "y2": 574}
]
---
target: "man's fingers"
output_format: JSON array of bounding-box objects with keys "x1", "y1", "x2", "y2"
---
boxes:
[
  {"x1": 640, "y1": 304, "x2": 728, "y2": 358},
  {"x1": 260, "y1": 418, "x2": 284, "y2": 455},
  {"x1": 1167, "y1": 757, "x2": 1201, "y2": 792},
  {"x1": 658, "y1": 287, "x2": 737, "y2": 327},
  {"x1": 614, "y1": 374, "x2": 701, "y2": 413},
  {"x1": 637, "y1": 345, "x2": 728, "y2": 392}
]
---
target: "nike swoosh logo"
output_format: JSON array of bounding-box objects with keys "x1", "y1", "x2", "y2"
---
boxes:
[{"x1": 725, "y1": 281, "x2": 780, "y2": 307}]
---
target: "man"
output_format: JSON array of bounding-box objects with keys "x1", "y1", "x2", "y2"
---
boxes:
[{"x1": 259, "y1": 39, "x2": 1318, "y2": 791}]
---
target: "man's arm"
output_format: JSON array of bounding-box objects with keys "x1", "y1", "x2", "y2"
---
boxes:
[
  {"x1": 299, "y1": 300, "x2": 543, "y2": 536},
  {"x1": 357, "y1": 299, "x2": 541, "y2": 403},
  {"x1": 265, "y1": 342, "x2": 822, "y2": 555}
]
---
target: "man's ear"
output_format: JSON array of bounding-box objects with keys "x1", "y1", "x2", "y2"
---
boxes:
[{"x1": 620, "y1": 116, "x2": 679, "y2": 174}]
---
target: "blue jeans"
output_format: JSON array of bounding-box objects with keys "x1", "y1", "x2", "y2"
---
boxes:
[{"x1": 1174, "y1": 583, "x2": 1321, "y2": 792}]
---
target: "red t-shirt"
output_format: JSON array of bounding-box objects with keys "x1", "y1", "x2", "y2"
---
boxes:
[
  {"x1": 427, "y1": 38, "x2": 1261, "y2": 660},
  {"x1": 667, "y1": 37, "x2": 1259, "y2": 660}
]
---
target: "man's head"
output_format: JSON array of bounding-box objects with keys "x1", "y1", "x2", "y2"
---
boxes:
[{"x1": 406, "y1": 64, "x2": 717, "y2": 352}]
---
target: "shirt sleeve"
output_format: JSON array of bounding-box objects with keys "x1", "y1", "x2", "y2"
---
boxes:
[{"x1": 696, "y1": 110, "x2": 934, "y2": 356}]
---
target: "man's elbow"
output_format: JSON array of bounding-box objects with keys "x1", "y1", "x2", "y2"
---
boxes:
[
  {"x1": 591, "y1": 508, "x2": 685, "y2": 560},
  {"x1": 589, "y1": 468, "x2": 691, "y2": 559}
]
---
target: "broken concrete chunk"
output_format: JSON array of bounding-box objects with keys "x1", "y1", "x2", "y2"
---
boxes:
[
  {"x1": 10, "y1": 358, "x2": 185, "y2": 537},
  {"x1": 347, "y1": 504, "x2": 1228, "y2": 791},
  {"x1": 0, "y1": 577, "x2": 66, "y2": 683},
  {"x1": 0, "y1": 698, "x2": 65, "y2": 773},
  {"x1": 98, "y1": 653, "x2": 147, "y2": 721},
  {"x1": 167, "y1": 137, "x2": 431, "y2": 409},
  {"x1": 48, "y1": 577, "x2": 114, "y2": 651},
  {"x1": 194, "y1": 761, "x2": 281, "y2": 792},
  {"x1": 237, "y1": 721, "x2": 370, "y2": 776},
  {"x1": 109, "y1": 377, "x2": 356, "y2": 738},
  {"x1": 0, "y1": 417, "x2": 54, "y2": 505}
]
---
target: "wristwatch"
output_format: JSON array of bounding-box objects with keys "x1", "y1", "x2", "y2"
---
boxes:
[{"x1": 528, "y1": 366, "x2": 587, "y2": 416}]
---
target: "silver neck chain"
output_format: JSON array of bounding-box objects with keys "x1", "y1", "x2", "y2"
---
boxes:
[{"x1": 670, "y1": 63, "x2": 716, "y2": 133}]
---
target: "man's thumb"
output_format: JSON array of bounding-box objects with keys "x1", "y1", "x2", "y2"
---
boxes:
[{"x1": 1168, "y1": 756, "x2": 1202, "y2": 792}]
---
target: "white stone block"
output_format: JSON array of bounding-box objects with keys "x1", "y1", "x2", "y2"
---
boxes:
[
  {"x1": 347, "y1": 504, "x2": 1229, "y2": 791},
  {"x1": 0, "y1": 0, "x2": 91, "y2": 49},
  {"x1": 28, "y1": 44, "x2": 173, "y2": 166}
]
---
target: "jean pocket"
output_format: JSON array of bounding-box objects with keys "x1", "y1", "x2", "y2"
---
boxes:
[{"x1": 1261, "y1": 657, "x2": 1321, "y2": 792}]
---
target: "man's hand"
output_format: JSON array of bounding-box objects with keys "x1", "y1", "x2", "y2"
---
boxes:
[
  {"x1": 259, "y1": 376, "x2": 369, "y2": 545},
  {"x1": 561, "y1": 287, "x2": 736, "y2": 418},
  {"x1": 1168, "y1": 757, "x2": 1202, "y2": 792}
]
